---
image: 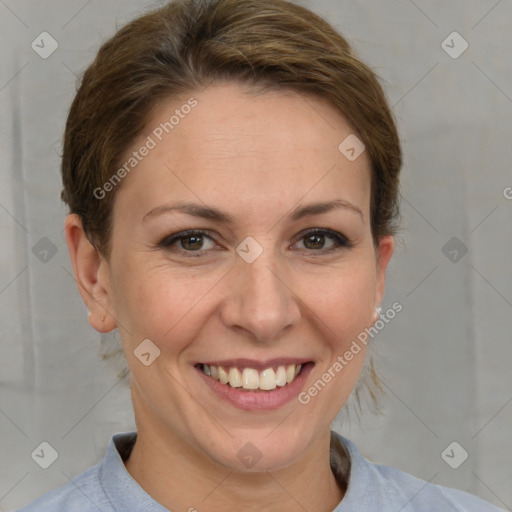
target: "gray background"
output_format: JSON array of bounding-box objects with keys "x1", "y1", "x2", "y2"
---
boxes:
[{"x1": 1, "y1": 0, "x2": 511, "y2": 510}]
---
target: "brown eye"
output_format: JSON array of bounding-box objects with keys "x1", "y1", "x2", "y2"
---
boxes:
[
  {"x1": 159, "y1": 230, "x2": 216, "y2": 255},
  {"x1": 294, "y1": 228, "x2": 351, "y2": 253},
  {"x1": 180, "y1": 234, "x2": 205, "y2": 251},
  {"x1": 303, "y1": 233, "x2": 327, "y2": 250}
]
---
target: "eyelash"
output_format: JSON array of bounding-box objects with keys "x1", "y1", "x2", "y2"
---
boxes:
[{"x1": 158, "y1": 228, "x2": 353, "y2": 257}]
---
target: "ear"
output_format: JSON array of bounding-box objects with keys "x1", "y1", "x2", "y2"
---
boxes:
[
  {"x1": 64, "y1": 214, "x2": 117, "y2": 333},
  {"x1": 373, "y1": 235, "x2": 394, "y2": 322}
]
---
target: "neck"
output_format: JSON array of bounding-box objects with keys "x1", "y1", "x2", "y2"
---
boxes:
[{"x1": 124, "y1": 419, "x2": 345, "y2": 512}]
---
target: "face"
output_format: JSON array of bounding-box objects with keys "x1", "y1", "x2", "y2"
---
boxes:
[{"x1": 75, "y1": 82, "x2": 393, "y2": 472}]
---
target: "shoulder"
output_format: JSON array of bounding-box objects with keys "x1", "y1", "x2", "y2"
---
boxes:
[
  {"x1": 334, "y1": 433, "x2": 505, "y2": 512},
  {"x1": 14, "y1": 463, "x2": 111, "y2": 512},
  {"x1": 14, "y1": 431, "x2": 170, "y2": 512},
  {"x1": 13, "y1": 431, "x2": 140, "y2": 512},
  {"x1": 369, "y1": 462, "x2": 504, "y2": 511}
]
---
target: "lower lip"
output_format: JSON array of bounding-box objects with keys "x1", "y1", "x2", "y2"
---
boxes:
[{"x1": 195, "y1": 363, "x2": 314, "y2": 411}]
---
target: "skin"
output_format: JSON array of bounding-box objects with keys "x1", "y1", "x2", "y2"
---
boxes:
[{"x1": 66, "y1": 82, "x2": 394, "y2": 512}]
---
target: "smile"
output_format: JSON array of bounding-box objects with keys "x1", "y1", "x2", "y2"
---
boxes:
[
  {"x1": 194, "y1": 358, "x2": 314, "y2": 410},
  {"x1": 198, "y1": 363, "x2": 303, "y2": 391}
]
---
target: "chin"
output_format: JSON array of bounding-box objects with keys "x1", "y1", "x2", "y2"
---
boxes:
[{"x1": 194, "y1": 421, "x2": 318, "y2": 474}]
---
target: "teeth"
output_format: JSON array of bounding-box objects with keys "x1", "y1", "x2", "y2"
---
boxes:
[
  {"x1": 228, "y1": 367, "x2": 242, "y2": 387},
  {"x1": 286, "y1": 364, "x2": 295, "y2": 383},
  {"x1": 242, "y1": 368, "x2": 260, "y2": 389},
  {"x1": 275, "y1": 366, "x2": 287, "y2": 387},
  {"x1": 218, "y1": 366, "x2": 229, "y2": 385},
  {"x1": 259, "y1": 368, "x2": 277, "y2": 390},
  {"x1": 201, "y1": 363, "x2": 305, "y2": 391}
]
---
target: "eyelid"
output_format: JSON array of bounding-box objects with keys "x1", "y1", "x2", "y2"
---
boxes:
[
  {"x1": 292, "y1": 227, "x2": 352, "y2": 246},
  {"x1": 158, "y1": 227, "x2": 352, "y2": 255},
  {"x1": 158, "y1": 229, "x2": 216, "y2": 248}
]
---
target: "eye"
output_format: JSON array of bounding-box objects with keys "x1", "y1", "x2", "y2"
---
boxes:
[
  {"x1": 158, "y1": 229, "x2": 217, "y2": 255},
  {"x1": 293, "y1": 228, "x2": 352, "y2": 253}
]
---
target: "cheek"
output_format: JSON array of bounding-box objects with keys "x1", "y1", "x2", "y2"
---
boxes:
[
  {"x1": 294, "y1": 264, "x2": 375, "y2": 419},
  {"x1": 111, "y1": 263, "x2": 222, "y2": 350},
  {"x1": 301, "y1": 260, "x2": 377, "y2": 340},
  {"x1": 111, "y1": 249, "x2": 378, "y2": 358}
]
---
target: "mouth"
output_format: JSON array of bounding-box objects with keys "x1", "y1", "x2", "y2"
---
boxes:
[
  {"x1": 193, "y1": 358, "x2": 315, "y2": 410},
  {"x1": 195, "y1": 361, "x2": 310, "y2": 392}
]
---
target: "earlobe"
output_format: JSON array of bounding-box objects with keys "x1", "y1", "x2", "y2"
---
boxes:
[{"x1": 64, "y1": 214, "x2": 117, "y2": 333}]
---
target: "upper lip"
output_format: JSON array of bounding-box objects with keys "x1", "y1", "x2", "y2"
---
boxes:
[{"x1": 197, "y1": 358, "x2": 313, "y2": 370}]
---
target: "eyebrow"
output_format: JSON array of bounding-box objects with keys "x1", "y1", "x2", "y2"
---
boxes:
[
  {"x1": 143, "y1": 202, "x2": 233, "y2": 223},
  {"x1": 290, "y1": 199, "x2": 363, "y2": 222},
  {"x1": 142, "y1": 198, "x2": 363, "y2": 223}
]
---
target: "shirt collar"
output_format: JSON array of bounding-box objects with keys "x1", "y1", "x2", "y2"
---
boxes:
[
  {"x1": 99, "y1": 431, "x2": 169, "y2": 511},
  {"x1": 99, "y1": 430, "x2": 360, "y2": 511}
]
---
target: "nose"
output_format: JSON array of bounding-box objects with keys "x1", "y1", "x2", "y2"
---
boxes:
[{"x1": 220, "y1": 248, "x2": 301, "y2": 343}]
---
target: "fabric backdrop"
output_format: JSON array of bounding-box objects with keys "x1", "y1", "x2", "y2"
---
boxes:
[{"x1": 1, "y1": 0, "x2": 511, "y2": 510}]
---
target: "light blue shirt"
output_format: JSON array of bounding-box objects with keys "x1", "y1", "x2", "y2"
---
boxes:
[{"x1": 15, "y1": 430, "x2": 504, "y2": 511}]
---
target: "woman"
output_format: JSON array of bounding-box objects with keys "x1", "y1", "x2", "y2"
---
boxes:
[{"x1": 17, "y1": 0, "x2": 504, "y2": 510}]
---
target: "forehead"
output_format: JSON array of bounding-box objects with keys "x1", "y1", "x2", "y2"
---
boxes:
[{"x1": 113, "y1": 82, "x2": 372, "y2": 223}]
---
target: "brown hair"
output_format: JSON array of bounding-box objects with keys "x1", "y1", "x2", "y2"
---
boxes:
[{"x1": 62, "y1": 0, "x2": 401, "y2": 257}]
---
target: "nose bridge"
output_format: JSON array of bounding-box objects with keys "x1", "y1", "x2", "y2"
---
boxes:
[
  {"x1": 247, "y1": 251, "x2": 284, "y2": 303},
  {"x1": 222, "y1": 242, "x2": 300, "y2": 341}
]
